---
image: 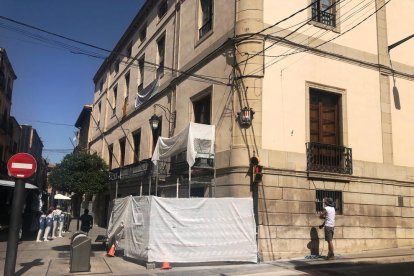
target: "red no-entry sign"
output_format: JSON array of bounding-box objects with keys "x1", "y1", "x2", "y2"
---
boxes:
[{"x1": 7, "y1": 153, "x2": 37, "y2": 179}]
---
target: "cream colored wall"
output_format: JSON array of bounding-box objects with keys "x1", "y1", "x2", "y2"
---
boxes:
[
  {"x1": 262, "y1": 44, "x2": 383, "y2": 163},
  {"x1": 386, "y1": 0, "x2": 414, "y2": 66},
  {"x1": 175, "y1": 55, "x2": 233, "y2": 153},
  {"x1": 263, "y1": 0, "x2": 378, "y2": 55},
  {"x1": 391, "y1": 77, "x2": 414, "y2": 167},
  {"x1": 179, "y1": 0, "x2": 234, "y2": 67}
]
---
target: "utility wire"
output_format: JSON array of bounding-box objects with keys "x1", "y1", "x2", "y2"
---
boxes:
[
  {"x1": 274, "y1": 0, "x2": 377, "y2": 73},
  {"x1": 235, "y1": 0, "x2": 346, "y2": 67},
  {"x1": 0, "y1": 15, "x2": 230, "y2": 86},
  {"x1": 253, "y1": 0, "x2": 391, "y2": 75},
  {"x1": 248, "y1": 0, "x2": 376, "y2": 76},
  {"x1": 262, "y1": 0, "x2": 375, "y2": 59},
  {"x1": 234, "y1": 1, "x2": 315, "y2": 44}
]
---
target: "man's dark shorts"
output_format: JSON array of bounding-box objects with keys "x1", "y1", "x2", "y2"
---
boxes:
[{"x1": 325, "y1": 226, "x2": 334, "y2": 241}]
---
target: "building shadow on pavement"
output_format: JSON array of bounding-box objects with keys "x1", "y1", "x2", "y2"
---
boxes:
[
  {"x1": 15, "y1": 258, "x2": 44, "y2": 276},
  {"x1": 283, "y1": 260, "x2": 414, "y2": 276}
]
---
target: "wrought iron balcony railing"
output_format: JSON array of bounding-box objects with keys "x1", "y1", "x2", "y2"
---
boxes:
[
  {"x1": 306, "y1": 142, "x2": 352, "y2": 175},
  {"x1": 109, "y1": 158, "x2": 153, "y2": 181},
  {"x1": 312, "y1": 7, "x2": 336, "y2": 27}
]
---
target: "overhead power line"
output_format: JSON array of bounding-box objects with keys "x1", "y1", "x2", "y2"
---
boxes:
[
  {"x1": 242, "y1": 0, "x2": 390, "y2": 77},
  {"x1": 0, "y1": 15, "x2": 230, "y2": 87},
  {"x1": 255, "y1": 0, "x2": 392, "y2": 74},
  {"x1": 235, "y1": 0, "x2": 347, "y2": 67},
  {"x1": 234, "y1": 1, "x2": 315, "y2": 44}
]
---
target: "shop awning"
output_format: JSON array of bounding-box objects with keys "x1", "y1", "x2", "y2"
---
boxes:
[
  {"x1": 0, "y1": 179, "x2": 38, "y2": 189},
  {"x1": 54, "y1": 193, "x2": 71, "y2": 200}
]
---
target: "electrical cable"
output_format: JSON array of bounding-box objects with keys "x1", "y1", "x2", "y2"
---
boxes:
[
  {"x1": 0, "y1": 15, "x2": 230, "y2": 86},
  {"x1": 245, "y1": 0, "x2": 391, "y2": 76},
  {"x1": 235, "y1": 0, "x2": 346, "y2": 67}
]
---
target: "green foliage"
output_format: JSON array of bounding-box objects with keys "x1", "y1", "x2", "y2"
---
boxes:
[{"x1": 49, "y1": 152, "x2": 109, "y2": 195}]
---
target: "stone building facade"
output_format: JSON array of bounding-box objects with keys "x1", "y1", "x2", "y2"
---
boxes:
[
  {"x1": 87, "y1": 0, "x2": 414, "y2": 259},
  {"x1": 0, "y1": 48, "x2": 17, "y2": 178}
]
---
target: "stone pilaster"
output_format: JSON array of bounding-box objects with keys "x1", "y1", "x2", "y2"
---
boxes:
[{"x1": 376, "y1": 0, "x2": 393, "y2": 164}]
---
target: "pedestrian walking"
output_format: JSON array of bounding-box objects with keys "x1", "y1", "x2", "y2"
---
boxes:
[
  {"x1": 319, "y1": 197, "x2": 336, "y2": 259},
  {"x1": 80, "y1": 209, "x2": 93, "y2": 234}
]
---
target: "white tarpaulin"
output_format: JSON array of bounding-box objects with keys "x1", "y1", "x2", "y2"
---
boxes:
[
  {"x1": 107, "y1": 196, "x2": 257, "y2": 263},
  {"x1": 151, "y1": 122, "x2": 215, "y2": 166}
]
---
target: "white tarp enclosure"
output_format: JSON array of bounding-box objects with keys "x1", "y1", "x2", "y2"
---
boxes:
[
  {"x1": 107, "y1": 196, "x2": 257, "y2": 263},
  {"x1": 151, "y1": 122, "x2": 215, "y2": 166}
]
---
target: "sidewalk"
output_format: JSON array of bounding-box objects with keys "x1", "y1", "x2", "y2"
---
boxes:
[{"x1": 1, "y1": 221, "x2": 414, "y2": 275}]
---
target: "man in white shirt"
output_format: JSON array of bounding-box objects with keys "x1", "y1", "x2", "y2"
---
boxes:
[{"x1": 319, "y1": 197, "x2": 336, "y2": 259}]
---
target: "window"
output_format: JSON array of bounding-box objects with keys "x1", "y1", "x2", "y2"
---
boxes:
[
  {"x1": 126, "y1": 43, "x2": 132, "y2": 59},
  {"x1": 152, "y1": 117, "x2": 162, "y2": 153},
  {"x1": 139, "y1": 25, "x2": 147, "y2": 42},
  {"x1": 113, "y1": 86, "x2": 118, "y2": 115},
  {"x1": 133, "y1": 130, "x2": 141, "y2": 163},
  {"x1": 198, "y1": 0, "x2": 213, "y2": 39},
  {"x1": 316, "y1": 190, "x2": 342, "y2": 215},
  {"x1": 157, "y1": 36, "x2": 165, "y2": 77},
  {"x1": 158, "y1": 0, "x2": 168, "y2": 19},
  {"x1": 119, "y1": 138, "x2": 126, "y2": 167},
  {"x1": 193, "y1": 94, "x2": 211, "y2": 125},
  {"x1": 108, "y1": 144, "x2": 114, "y2": 169},
  {"x1": 114, "y1": 59, "x2": 120, "y2": 74},
  {"x1": 310, "y1": 88, "x2": 340, "y2": 146},
  {"x1": 138, "y1": 55, "x2": 145, "y2": 92},
  {"x1": 124, "y1": 72, "x2": 130, "y2": 97},
  {"x1": 99, "y1": 80, "x2": 104, "y2": 93},
  {"x1": 307, "y1": 87, "x2": 352, "y2": 174},
  {"x1": 97, "y1": 102, "x2": 102, "y2": 125},
  {"x1": 6, "y1": 77, "x2": 12, "y2": 99},
  {"x1": 312, "y1": 0, "x2": 336, "y2": 27}
]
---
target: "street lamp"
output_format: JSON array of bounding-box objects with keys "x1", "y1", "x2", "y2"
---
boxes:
[{"x1": 149, "y1": 104, "x2": 176, "y2": 132}]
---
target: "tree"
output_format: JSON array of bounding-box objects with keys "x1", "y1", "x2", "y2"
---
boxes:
[
  {"x1": 49, "y1": 152, "x2": 109, "y2": 228},
  {"x1": 49, "y1": 152, "x2": 109, "y2": 195}
]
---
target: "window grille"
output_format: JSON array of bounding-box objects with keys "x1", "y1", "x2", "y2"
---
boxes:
[
  {"x1": 316, "y1": 189, "x2": 342, "y2": 214},
  {"x1": 311, "y1": 0, "x2": 336, "y2": 27}
]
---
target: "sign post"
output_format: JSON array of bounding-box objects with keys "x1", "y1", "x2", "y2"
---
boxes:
[{"x1": 4, "y1": 153, "x2": 37, "y2": 276}]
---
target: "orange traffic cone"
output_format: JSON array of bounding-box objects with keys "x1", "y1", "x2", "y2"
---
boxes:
[
  {"x1": 107, "y1": 244, "x2": 115, "y2": 257},
  {"x1": 161, "y1": 261, "x2": 171, "y2": 270}
]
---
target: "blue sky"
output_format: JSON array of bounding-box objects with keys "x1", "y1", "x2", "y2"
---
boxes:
[{"x1": 0, "y1": 0, "x2": 144, "y2": 164}]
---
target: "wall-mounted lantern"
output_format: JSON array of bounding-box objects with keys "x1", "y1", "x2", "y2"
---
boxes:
[
  {"x1": 149, "y1": 104, "x2": 176, "y2": 132},
  {"x1": 237, "y1": 107, "x2": 254, "y2": 128}
]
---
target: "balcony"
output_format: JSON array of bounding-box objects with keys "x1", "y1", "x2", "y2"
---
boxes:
[
  {"x1": 109, "y1": 159, "x2": 153, "y2": 181},
  {"x1": 312, "y1": 7, "x2": 336, "y2": 27},
  {"x1": 306, "y1": 142, "x2": 352, "y2": 175}
]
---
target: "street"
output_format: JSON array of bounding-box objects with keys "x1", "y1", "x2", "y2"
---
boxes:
[{"x1": 1, "y1": 222, "x2": 414, "y2": 276}]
